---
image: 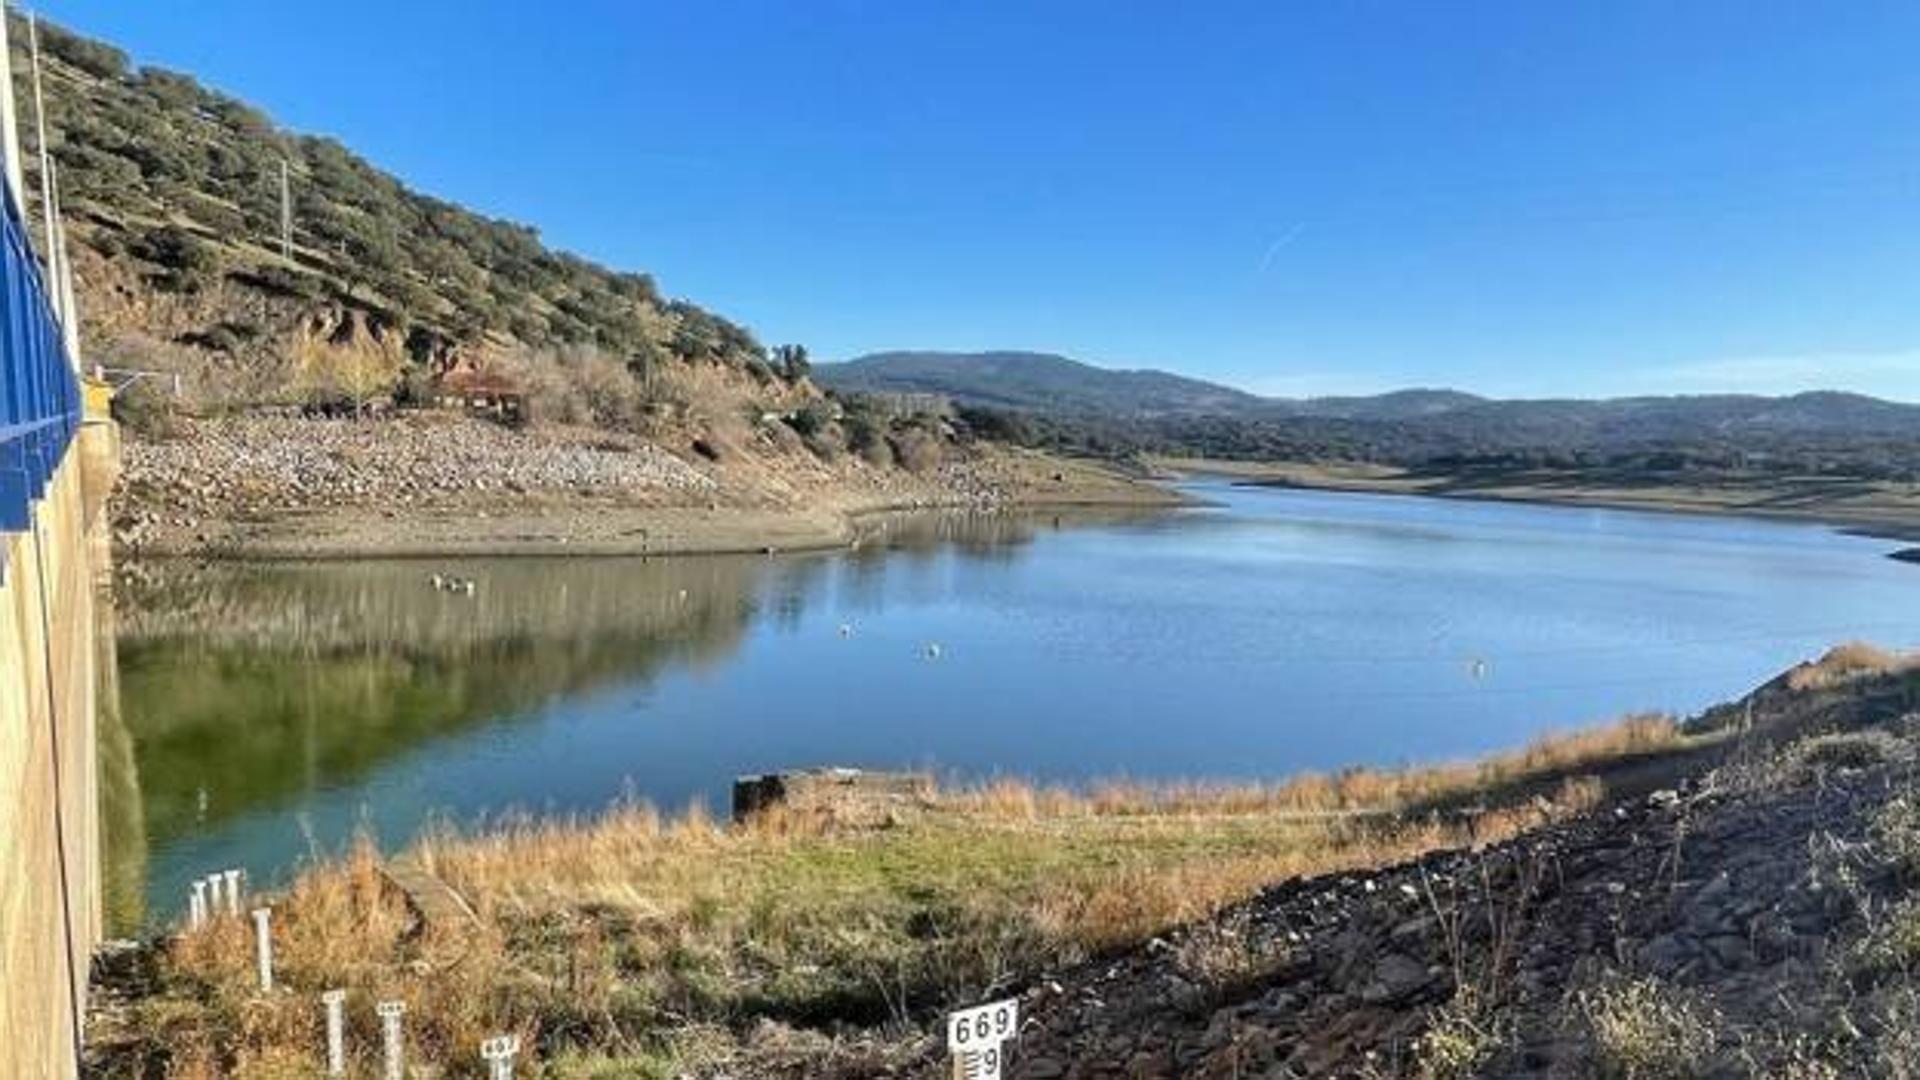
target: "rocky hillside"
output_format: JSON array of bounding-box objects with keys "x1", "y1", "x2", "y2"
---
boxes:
[
  {"x1": 836, "y1": 651, "x2": 1920, "y2": 1078},
  {"x1": 10, "y1": 13, "x2": 785, "y2": 412}
]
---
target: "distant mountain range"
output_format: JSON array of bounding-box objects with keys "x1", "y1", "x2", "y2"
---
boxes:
[
  {"x1": 819, "y1": 351, "x2": 1269, "y2": 416},
  {"x1": 817, "y1": 351, "x2": 1920, "y2": 446}
]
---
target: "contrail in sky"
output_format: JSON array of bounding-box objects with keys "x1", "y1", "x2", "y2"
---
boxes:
[{"x1": 1256, "y1": 222, "x2": 1307, "y2": 274}]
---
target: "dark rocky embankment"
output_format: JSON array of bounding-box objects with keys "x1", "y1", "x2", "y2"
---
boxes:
[{"x1": 797, "y1": 655, "x2": 1920, "y2": 1078}]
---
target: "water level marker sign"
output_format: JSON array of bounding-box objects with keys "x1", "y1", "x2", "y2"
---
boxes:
[
  {"x1": 377, "y1": 1000, "x2": 406, "y2": 1080},
  {"x1": 481, "y1": 1034, "x2": 521, "y2": 1080},
  {"x1": 948, "y1": 997, "x2": 1018, "y2": 1079},
  {"x1": 251, "y1": 907, "x2": 274, "y2": 991},
  {"x1": 321, "y1": 989, "x2": 347, "y2": 1075}
]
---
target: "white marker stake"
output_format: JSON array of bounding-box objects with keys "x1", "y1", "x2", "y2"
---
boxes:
[
  {"x1": 223, "y1": 869, "x2": 243, "y2": 915},
  {"x1": 480, "y1": 1034, "x2": 520, "y2": 1080},
  {"x1": 322, "y1": 989, "x2": 347, "y2": 1075},
  {"x1": 377, "y1": 1001, "x2": 406, "y2": 1080},
  {"x1": 947, "y1": 997, "x2": 1018, "y2": 1080},
  {"x1": 189, "y1": 878, "x2": 208, "y2": 929},
  {"x1": 251, "y1": 907, "x2": 274, "y2": 991}
]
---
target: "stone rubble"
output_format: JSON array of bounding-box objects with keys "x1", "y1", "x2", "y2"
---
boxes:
[
  {"x1": 788, "y1": 674, "x2": 1920, "y2": 1078},
  {"x1": 115, "y1": 414, "x2": 715, "y2": 545}
]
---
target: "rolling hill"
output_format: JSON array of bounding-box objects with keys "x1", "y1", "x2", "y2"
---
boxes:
[
  {"x1": 818, "y1": 351, "x2": 1920, "y2": 455},
  {"x1": 818, "y1": 351, "x2": 1268, "y2": 417}
]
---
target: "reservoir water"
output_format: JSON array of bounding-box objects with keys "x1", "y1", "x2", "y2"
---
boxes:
[{"x1": 107, "y1": 482, "x2": 1920, "y2": 928}]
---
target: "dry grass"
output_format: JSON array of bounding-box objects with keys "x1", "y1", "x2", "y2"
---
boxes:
[
  {"x1": 946, "y1": 713, "x2": 1673, "y2": 820},
  {"x1": 1414, "y1": 988, "x2": 1506, "y2": 1080},
  {"x1": 1791, "y1": 729, "x2": 1908, "y2": 777},
  {"x1": 1570, "y1": 973, "x2": 1722, "y2": 1078},
  {"x1": 1880, "y1": 793, "x2": 1920, "y2": 873},
  {"x1": 1785, "y1": 642, "x2": 1919, "y2": 692},
  {"x1": 110, "y1": 713, "x2": 1684, "y2": 1077}
]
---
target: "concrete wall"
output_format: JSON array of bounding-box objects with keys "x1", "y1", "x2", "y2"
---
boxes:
[{"x1": 0, "y1": 417, "x2": 115, "y2": 1079}]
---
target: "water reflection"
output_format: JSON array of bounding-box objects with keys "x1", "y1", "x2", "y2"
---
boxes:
[
  {"x1": 96, "y1": 583, "x2": 146, "y2": 932},
  {"x1": 111, "y1": 507, "x2": 1158, "y2": 927},
  {"x1": 120, "y1": 488, "x2": 1911, "y2": 931},
  {"x1": 117, "y1": 556, "x2": 777, "y2": 844}
]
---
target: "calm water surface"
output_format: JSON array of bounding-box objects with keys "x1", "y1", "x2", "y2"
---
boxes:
[{"x1": 106, "y1": 483, "x2": 1920, "y2": 927}]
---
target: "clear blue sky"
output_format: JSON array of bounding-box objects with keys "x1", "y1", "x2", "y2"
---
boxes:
[{"x1": 35, "y1": 0, "x2": 1920, "y2": 400}]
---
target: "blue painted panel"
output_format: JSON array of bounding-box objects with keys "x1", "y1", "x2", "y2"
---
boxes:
[{"x1": 0, "y1": 190, "x2": 80, "y2": 530}]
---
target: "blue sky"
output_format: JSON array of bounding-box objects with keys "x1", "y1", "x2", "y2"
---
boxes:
[{"x1": 35, "y1": 1, "x2": 1920, "y2": 400}]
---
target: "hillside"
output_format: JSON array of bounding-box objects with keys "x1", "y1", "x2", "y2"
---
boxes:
[
  {"x1": 822, "y1": 351, "x2": 1920, "y2": 479},
  {"x1": 12, "y1": 13, "x2": 774, "y2": 407},
  {"x1": 4, "y1": 15, "x2": 1174, "y2": 553},
  {"x1": 821, "y1": 351, "x2": 1920, "y2": 442},
  {"x1": 819, "y1": 351, "x2": 1269, "y2": 417}
]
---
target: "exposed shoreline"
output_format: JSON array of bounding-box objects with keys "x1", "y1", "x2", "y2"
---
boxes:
[
  {"x1": 114, "y1": 414, "x2": 1189, "y2": 561},
  {"x1": 129, "y1": 487, "x2": 1192, "y2": 562},
  {"x1": 1151, "y1": 456, "x2": 1920, "y2": 551}
]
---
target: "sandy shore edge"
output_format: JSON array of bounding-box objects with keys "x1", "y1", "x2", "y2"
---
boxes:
[{"x1": 1151, "y1": 456, "x2": 1920, "y2": 551}]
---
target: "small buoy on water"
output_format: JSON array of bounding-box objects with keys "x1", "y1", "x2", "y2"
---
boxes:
[
  {"x1": 838, "y1": 623, "x2": 854, "y2": 638},
  {"x1": 924, "y1": 642, "x2": 943, "y2": 660}
]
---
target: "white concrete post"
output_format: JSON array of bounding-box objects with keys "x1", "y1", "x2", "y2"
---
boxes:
[
  {"x1": 377, "y1": 1000, "x2": 406, "y2": 1080},
  {"x1": 189, "y1": 878, "x2": 208, "y2": 929},
  {"x1": 322, "y1": 989, "x2": 347, "y2": 1075},
  {"x1": 480, "y1": 1034, "x2": 520, "y2": 1080},
  {"x1": 251, "y1": 907, "x2": 274, "y2": 991},
  {"x1": 223, "y1": 869, "x2": 243, "y2": 916}
]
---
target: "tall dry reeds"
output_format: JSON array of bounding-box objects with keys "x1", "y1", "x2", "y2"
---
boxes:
[{"x1": 944, "y1": 711, "x2": 1677, "y2": 821}]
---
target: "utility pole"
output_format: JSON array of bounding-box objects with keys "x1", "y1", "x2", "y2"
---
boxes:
[
  {"x1": 26, "y1": 13, "x2": 59, "y2": 301},
  {"x1": 0, "y1": 5, "x2": 26, "y2": 213},
  {"x1": 278, "y1": 157, "x2": 292, "y2": 260},
  {"x1": 24, "y1": 10, "x2": 79, "y2": 367}
]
